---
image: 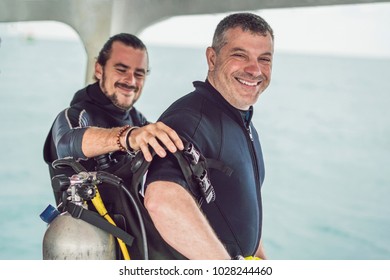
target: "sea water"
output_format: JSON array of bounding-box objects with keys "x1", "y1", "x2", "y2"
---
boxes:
[{"x1": 0, "y1": 36, "x2": 389, "y2": 260}]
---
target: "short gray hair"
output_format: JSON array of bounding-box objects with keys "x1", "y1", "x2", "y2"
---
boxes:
[{"x1": 212, "y1": 13, "x2": 274, "y2": 53}]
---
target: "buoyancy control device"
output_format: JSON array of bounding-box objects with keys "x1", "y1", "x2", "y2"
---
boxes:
[{"x1": 40, "y1": 137, "x2": 233, "y2": 260}]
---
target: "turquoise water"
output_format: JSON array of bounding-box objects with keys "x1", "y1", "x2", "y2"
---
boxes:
[{"x1": 0, "y1": 36, "x2": 389, "y2": 260}]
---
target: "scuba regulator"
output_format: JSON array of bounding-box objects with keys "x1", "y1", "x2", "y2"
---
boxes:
[{"x1": 40, "y1": 158, "x2": 147, "y2": 260}]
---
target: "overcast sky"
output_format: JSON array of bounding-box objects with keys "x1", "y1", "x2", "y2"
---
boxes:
[
  {"x1": 140, "y1": 3, "x2": 390, "y2": 58},
  {"x1": 2, "y1": 2, "x2": 390, "y2": 58}
]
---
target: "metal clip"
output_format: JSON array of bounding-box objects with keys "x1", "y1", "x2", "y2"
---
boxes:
[
  {"x1": 183, "y1": 142, "x2": 200, "y2": 164},
  {"x1": 195, "y1": 170, "x2": 215, "y2": 203}
]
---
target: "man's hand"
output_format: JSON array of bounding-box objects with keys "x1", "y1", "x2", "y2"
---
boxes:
[{"x1": 128, "y1": 121, "x2": 184, "y2": 161}]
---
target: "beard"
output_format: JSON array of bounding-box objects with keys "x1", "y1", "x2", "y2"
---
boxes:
[
  {"x1": 108, "y1": 93, "x2": 130, "y2": 111},
  {"x1": 100, "y1": 73, "x2": 139, "y2": 111}
]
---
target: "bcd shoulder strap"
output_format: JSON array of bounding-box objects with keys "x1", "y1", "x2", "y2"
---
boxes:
[{"x1": 130, "y1": 137, "x2": 233, "y2": 205}]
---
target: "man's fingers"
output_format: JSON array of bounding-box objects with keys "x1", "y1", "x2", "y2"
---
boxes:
[
  {"x1": 129, "y1": 122, "x2": 184, "y2": 160},
  {"x1": 139, "y1": 143, "x2": 153, "y2": 162},
  {"x1": 155, "y1": 122, "x2": 184, "y2": 151},
  {"x1": 148, "y1": 137, "x2": 167, "y2": 158}
]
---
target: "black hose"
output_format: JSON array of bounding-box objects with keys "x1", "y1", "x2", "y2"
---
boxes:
[
  {"x1": 119, "y1": 183, "x2": 149, "y2": 260},
  {"x1": 52, "y1": 158, "x2": 87, "y2": 173},
  {"x1": 97, "y1": 171, "x2": 149, "y2": 260}
]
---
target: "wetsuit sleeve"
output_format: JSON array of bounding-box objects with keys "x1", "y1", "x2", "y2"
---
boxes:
[
  {"x1": 145, "y1": 107, "x2": 202, "y2": 192},
  {"x1": 145, "y1": 152, "x2": 189, "y2": 189},
  {"x1": 51, "y1": 107, "x2": 88, "y2": 160}
]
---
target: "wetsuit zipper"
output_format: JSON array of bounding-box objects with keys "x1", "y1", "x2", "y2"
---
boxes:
[
  {"x1": 244, "y1": 121, "x2": 262, "y2": 256},
  {"x1": 247, "y1": 125, "x2": 254, "y2": 142}
]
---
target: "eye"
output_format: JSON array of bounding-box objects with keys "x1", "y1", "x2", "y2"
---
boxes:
[
  {"x1": 116, "y1": 68, "x2": 126, "y2": 73},
  {"x1": 134, "y1": 71, "x2": 146, "y2": 79},
  {"x1": 258, "y1": 57, "x2": 272, "y2": 64},
  {"x1": 232, "y1": 53, "x2": 246, "y2": 59}
]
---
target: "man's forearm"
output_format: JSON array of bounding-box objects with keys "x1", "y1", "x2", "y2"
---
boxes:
[
  {"x1": 81, "y1": 127, "x2": 120, "y2": 158},
  {"x1": 144, "y1": 181, "x2": 230, "y2": 260}
]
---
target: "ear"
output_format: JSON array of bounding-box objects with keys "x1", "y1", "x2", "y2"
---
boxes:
[
  {"x1": 206, "y1": 47, "x2": 216, "y2": 71},
  {"x1": 95, "y1": 62, "x2": 103, "y2": 80}
]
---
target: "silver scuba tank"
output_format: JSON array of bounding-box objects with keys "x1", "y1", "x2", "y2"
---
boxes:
[
  {"x1": 42, "y1": 210, "x2": 116, "y2": 260},
  {"x1": 40, "y1": 172, "x2": 116, "y2": 260}
]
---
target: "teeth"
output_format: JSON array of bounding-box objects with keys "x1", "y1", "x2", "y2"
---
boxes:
[{"x1": 237, "y1": 78, "x2": 259, "y2": 87}]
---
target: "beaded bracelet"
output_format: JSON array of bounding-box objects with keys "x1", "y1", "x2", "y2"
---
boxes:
[
  {"x1": 116, "y1": 125, "x2": 130, "y2": 152},
  {"x1": 125, "y1": 126, "x2": 140, "y2": 156}
]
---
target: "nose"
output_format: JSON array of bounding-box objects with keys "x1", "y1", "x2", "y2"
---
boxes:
[
  {"x1": 124, "y1": 71, "x2": 136, "y2": 85},
  {"x1": 244, "y1": 59, "x2": 262, "y2": 77}
]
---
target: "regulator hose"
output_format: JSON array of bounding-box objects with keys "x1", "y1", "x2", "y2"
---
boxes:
[
  {"x1": 91, "y1": 187, "x2": 130, "y2": 260},
  {"x1": 97, "y1": 171, "x2": 149, "y2": 260}
]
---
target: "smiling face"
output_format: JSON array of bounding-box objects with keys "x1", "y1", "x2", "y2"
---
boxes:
[
  {"x1": 206, "y1": 27, "x2": 274, "y2": 110},
  {"x1": 94, "y1": 41, "x2": 148, "y2": 110}
]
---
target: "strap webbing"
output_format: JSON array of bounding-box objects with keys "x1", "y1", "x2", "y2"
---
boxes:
[
  {"x1": 66, "y1": 203, "x2": 134, "y2": 246},
  {"x1": 205, "y1": 158, "x2": 234, "y2": 176},
  {"x1": 129, "y1": 140, "x2": 233, "y2": 205}
]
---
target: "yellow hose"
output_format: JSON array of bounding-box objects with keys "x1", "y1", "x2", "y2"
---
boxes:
[{"x1": 91, "y1": 186, "x2": 131, "y2": 260}]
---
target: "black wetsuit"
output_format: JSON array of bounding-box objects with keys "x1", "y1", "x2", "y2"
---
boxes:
[
  {"x1": 145, "y1": 80, "x2": 266, "y2": 258},
  {"x1": 43, "y1": 82, "x2": 149, "y2": 205},
  {"x1": 43, "y1": 82, "x2": 153, "y2": 259}
]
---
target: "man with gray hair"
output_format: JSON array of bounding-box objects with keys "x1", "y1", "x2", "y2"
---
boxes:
[{"x1": 144, "y1": 13, "x2": 274, "y2": 259}]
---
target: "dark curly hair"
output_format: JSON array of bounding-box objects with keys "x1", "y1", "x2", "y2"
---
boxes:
[{"x1": 94, "y1": 33, "x2": 149, "y2": 80}]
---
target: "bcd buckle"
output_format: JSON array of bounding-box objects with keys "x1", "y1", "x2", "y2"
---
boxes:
[
  {"x1": 194, "y1": 170, "x2": 215, "y2": 203},
  {"x1": 183, "y1": 142, "x2": 200, "y2": 164}
]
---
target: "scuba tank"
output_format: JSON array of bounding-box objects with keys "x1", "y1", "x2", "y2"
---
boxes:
[
  {"x1": 40, "y1": 158, "x2": 137, "y2": 260},
  {"x1": 40, "y1": 172, "x2": 116, "y2": 260},
  {"x1": 42, "y1": 212, "x2": 116, "y2": 260}
]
